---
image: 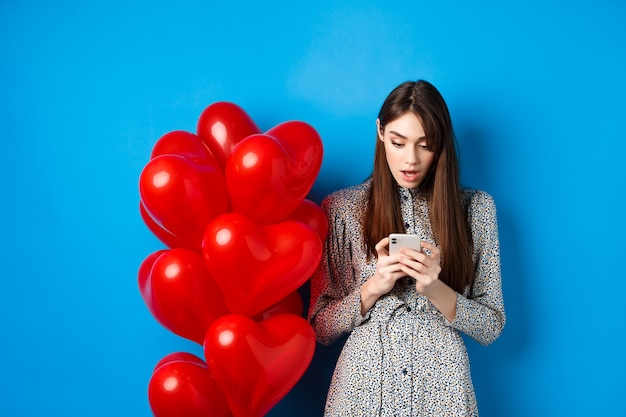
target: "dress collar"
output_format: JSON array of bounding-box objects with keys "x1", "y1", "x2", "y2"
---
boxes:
[{"x1": 397, "y1": 185, "x2": 426, "y2": 201}]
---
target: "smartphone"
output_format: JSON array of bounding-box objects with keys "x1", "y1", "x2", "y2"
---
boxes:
[{"x1": 389, "y1": 233, "x2": 422, "y2": 256}]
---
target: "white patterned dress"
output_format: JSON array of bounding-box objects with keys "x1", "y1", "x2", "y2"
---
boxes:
[{"x1": 308, "y1": 179, "x2": 505, "y2": 416}]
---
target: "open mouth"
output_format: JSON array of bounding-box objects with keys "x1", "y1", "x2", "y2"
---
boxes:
[{"x1": 402, "y1": 171, "x2": 418, "y2": 180}]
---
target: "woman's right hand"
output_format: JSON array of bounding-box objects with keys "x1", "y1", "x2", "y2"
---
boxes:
[{"x1": 360, "y1": 237, "x2": 406, "y2": 315}]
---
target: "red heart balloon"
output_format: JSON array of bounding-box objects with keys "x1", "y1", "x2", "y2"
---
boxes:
[
  {"x1": 197, "y1": 102, "x2": 261, "y2": 168},
  {"x1": 139, "y1": 154, "x2": 229, "y2": 251},
  {"x1": 265, "y1": 120, "x2": 324, "y2": 183},
  {"x1": 153, "y1": 352, "x2": 207, "y2": 370},
  {"x1": 252, "y1": 290, "x2": 303, "y2": 322},
  {"x1": 283, "y1": 199, "x2": 329, "y2": 244},
  {"x1": 138, "y1": 249, "x2": 167, "y2": 304},
  {"x1": 150, "y1": 130, "x2": 217, "y2": 165},
  {"x1": 204, "y1": 314, "x2": 315, "y2": 417},
  {"x1": 149, "y1": 352, "x2": 232, "y2": 417},
  {"x1": 139, "y1": 202, "x2": 188, "y2": 249},
  {"x1": 225, "y1": 121, "x2": 323, "y2": 224},
  {"x1": 202, "y1": 213, "x2": 322, "y2": 316},
  {"x1": 138, "y1": 248, "x2": 230, "y2": 344}
]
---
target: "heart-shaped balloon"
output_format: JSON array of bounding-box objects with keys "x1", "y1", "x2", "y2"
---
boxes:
[
  {"x1": 149, "y1": 352, "x2": 232, "y2": 417},
  {"x1": 202, "y1": 213, "x2": 322, "y2": 316},
  {"x1": 150, "y1": 130, "x2": 217, "y2": 164},
  {"x1": 139, "y1": 154, "x2": 229, "y2": 251},
  {"x1": 204, "y1": 314, "x2": 315, "y2": 417},
  {"x1": 138, "y1": 248, "x2": 230, "y2": 344},
  {"x1": 139, "y1": 202, "x2": 188, "y2": 249},
  {"x1": 283, "y1": 199, "x2": 329, "y2": 244},
  {"x1": 252, "y1": 290, "x2": 303, "y2": 322},
  {"x1": 197, "y1": 102, "x2": 261, "y2": 168},
  {"x1": 225, "y1": 121, "x2": 323, "y2": 224},
  {"x1": 138, "y1": 249, "x2": 166, "y2": 301},
  {"x1": 265, "y1": 120, "x2": 324, "y2": 180},
  {"x1": 153, "y1": 351, "x2": 207, "y2": 369}
]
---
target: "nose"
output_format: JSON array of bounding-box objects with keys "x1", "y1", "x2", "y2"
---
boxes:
[{"x1": 405, "y1": 146, "x2": 418, "y2": 165}]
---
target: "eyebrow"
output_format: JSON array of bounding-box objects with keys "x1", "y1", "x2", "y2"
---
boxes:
[{"x1": 389, "y1": 130, "x2": 427, "y2": 141}]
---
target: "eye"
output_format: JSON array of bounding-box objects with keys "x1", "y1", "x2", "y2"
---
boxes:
[
  {"x1": 417, "y1": 139, "x2": 432, "y2": 151},
  {"x1": 391, "y1": 140, "x2": 404, "y2": 148}
]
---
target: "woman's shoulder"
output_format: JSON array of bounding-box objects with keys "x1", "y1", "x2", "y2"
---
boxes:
[
  {"x1": 461, "y1": 188, "x2": 495, "y2": 205},
  {"x1": 461, "y1": 188, "x2": 497, "y2": 217},
  {"x1": 321, "y1": 180, "x2": 371, "y2": 213}
]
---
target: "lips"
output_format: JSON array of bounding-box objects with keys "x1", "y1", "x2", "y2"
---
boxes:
[{"x1": 402, "y1": 170, "x2": 419, "y2": 180}]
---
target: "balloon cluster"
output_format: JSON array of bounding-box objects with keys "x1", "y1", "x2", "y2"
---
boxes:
[{"x1": 137, "y1": 102, "x2": 327, "y2": 417}]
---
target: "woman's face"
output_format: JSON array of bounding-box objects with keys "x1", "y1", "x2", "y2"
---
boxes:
[{"x1": 377, "y1": 112, "x2": 435, "y2": 189}]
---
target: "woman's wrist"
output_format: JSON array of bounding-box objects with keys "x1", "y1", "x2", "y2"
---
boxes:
[
  {"x1": 360, "y1": 278, "x2": 380, "y2": 316},
  {"x1": 423, "y1": 280, "x2": 457, "y2": 322}
]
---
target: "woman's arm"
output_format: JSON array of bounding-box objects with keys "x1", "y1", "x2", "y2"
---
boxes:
[
  {"x1": 308, "y1": 194, "x2": 368, "y2": 346},
  {"x1": 448, "y1": 191, "x2": 505, "y2": 346}
]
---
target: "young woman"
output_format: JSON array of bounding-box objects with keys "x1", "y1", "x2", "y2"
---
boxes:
[{"x1": 308, "y1": 80, "x2": 505, "y2": 416}]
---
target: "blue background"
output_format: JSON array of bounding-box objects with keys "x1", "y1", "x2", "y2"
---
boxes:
[{"x1": 1, "y1": 0, "x2": 625, "y2": 416}]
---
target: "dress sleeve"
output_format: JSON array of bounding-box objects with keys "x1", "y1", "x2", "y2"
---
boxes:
[
  {"x1": 308, "y1": 194, "x2": 369, "y2": 346},
  {"x1": 446, "y1": 191, "x2": 506, "y2": 346}
]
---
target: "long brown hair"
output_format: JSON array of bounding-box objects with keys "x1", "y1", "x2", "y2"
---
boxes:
[{"x1": 363, "y1": 80, "x2": 474, "y2": 293}]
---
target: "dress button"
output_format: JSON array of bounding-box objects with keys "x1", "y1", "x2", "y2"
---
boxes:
[{"x1": 404, "y1": 223, "x2": 410, "y2": 229}]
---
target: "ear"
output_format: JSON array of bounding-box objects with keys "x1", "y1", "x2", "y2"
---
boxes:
[{"x1": 376, "y1": 119, "x2": 384, "y2": 141}]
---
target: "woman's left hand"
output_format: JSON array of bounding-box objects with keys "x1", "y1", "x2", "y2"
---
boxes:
[{"x1": 399, "y1": 241, "x2": 442, "y2": 296}]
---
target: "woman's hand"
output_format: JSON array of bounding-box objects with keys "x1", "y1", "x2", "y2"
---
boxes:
[
  {"x1": 399, "y1": 241, "x2": 457, "y2": 321},
  {"x1": 360, "y1": 237, "x2": 406, "y2": 315},
  {"x1": 398, "y1": 241, "x2": 442, "y2": 297}
]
